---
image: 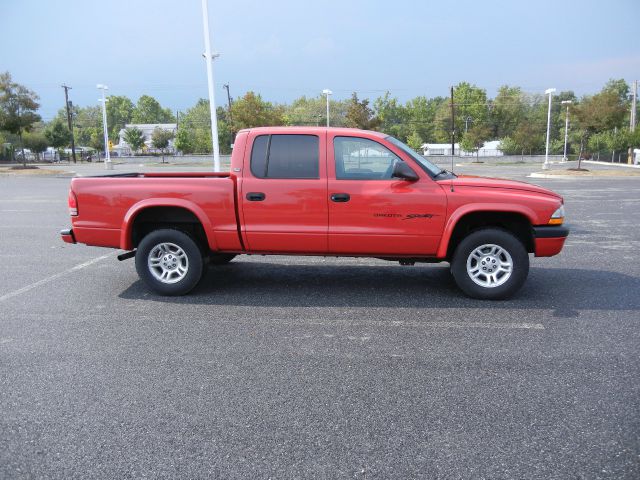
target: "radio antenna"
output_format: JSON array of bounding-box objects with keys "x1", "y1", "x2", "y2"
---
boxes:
[{"x1": 449, "y1": 85, "x2": 455, "y2": 192}]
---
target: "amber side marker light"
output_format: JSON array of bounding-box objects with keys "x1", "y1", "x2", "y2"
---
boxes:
[{"x1": 548, "y1": 205, "x2": 565, "y2": 225}]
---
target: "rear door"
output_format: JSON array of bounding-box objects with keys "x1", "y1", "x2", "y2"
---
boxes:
[{"x1": 240, "y1": 131, "x2": 328, "y2": 253}]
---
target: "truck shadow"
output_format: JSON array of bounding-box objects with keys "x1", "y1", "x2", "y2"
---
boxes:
[{"x1": 118, "y1": 260, "x2": 640, "y2": 316}]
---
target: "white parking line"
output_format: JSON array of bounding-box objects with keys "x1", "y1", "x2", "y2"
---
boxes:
[
  {"x1": 0, "y1": 254, "x2": 112, "y2": 303},
  {"x1": 304, "y1": 319, "x2": 545, "y2": 330}
]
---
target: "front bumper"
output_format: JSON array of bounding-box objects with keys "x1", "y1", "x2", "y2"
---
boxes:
[
  {"x1": 532, "y1": 225, "x2": 569, "y2": 257},
  {"x1": 60, "y1": 228, "x2": 76, "y2": 244}
]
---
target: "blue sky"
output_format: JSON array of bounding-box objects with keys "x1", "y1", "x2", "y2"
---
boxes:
[{"x1": 2, "y1": 0, "x2": 639, "y2": 120}]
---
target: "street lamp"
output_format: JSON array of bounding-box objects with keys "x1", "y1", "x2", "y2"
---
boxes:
[
  {"x1": 465, "y1": 116, "x2": 473, "y2": 134},
  {"x1": 561, "y1": 100, "x2": 572, "y2": 162},
  {"x1": 322, "y1": 89, "x2": 332, "y2": 127},
  {"x1": 201, "y1": 0, "x2": 221, "y2": 172},
  {"x1": 96, "y1": 84, "x2": 113, "y2": 170},
  {"x1": 543, "y1": 88, "x2": 556, "y2": 170}
]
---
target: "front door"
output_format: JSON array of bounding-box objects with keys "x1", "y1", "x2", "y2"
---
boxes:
[
  {"x1": 240, "y1": 131, "x2": 328, "y2": 253},
  {"x1": 327, "y1": 134, "x2": 447, "y2": 255}
]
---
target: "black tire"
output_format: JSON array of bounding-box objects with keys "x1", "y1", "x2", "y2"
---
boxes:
[
  {"x1": 451, "y1": 228, "x2": 529, "y2": 300},
  {"x1": 135, "y1": 229, "x2": 204, "y2": 296},
  {"x1": 208, "y1": 253, "x2": 237, "y2": 265}
]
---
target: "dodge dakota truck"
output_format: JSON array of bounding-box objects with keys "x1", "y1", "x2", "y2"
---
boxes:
[{"x1": 60, "y1": 127, "x2": 568, "y2": 299}]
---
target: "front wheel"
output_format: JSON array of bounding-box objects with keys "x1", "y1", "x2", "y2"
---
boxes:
[
  {"x1": 451, "y1": 228, "x2": 529, "y2": 300},
  {"x1": 135, "y1": 229, "x2": 204, "y2": 296}
]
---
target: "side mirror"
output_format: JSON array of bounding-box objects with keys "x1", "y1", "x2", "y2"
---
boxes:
[{"x1": 391, "y1": 160, "x2": 419, "y2": 181}]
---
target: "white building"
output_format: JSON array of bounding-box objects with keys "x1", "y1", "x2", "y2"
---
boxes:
[
  {"x1": 117, "y1": 123, "x2": 177, "y2": 156},
  {"x1": 422, "y1": 140, "x2": 503, "y2": 157},
  {"x1": 422, "y1": 143, "x2": 459, "y2": 156}
]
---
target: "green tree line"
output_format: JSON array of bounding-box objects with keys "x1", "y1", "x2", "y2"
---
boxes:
[{"x1": 2, "y1": 70, "x2": 638, "y2": 162}]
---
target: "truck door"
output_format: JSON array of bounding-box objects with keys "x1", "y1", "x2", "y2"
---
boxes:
[
  {"x1": 240, "y1": 131, "x2": 328, "y2": 253},
  {"x1": 327, "y1": 134, "x2": 447, "y2": 255}
]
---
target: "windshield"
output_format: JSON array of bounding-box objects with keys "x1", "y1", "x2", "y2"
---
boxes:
[{"x1": 385, "y1": 136, "x2": 442, "y2": 177}]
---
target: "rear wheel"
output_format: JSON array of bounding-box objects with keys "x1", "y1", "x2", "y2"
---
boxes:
[
  {"x1": 451, "y1": 228, "x2": 529, "y2": 300},
  {"x1": 135, "y1": 229, "x2": 204, "y2": 296}
]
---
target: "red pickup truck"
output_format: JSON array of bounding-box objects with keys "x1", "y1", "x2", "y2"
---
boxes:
[{"x1": 61, "y1": 127, "x2": 568, "y2": 299}]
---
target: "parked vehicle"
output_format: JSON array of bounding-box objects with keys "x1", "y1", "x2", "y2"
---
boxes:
[{"x1": 61, "y1": 127, "x2": 568, "y2": 299}]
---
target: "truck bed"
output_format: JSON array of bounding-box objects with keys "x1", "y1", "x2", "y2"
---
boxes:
[{"x1": 69, "y1": 173, "x2": 241, "y2": 251}]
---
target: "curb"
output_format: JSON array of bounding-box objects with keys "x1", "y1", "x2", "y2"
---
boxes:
[{"x1": 583, "y1": 160, "x2": 640, "y2": 169}]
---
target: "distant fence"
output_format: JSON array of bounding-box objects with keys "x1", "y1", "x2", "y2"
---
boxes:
[{"x1": 427, "y1": 155, "x2": 565, "y2": 165}]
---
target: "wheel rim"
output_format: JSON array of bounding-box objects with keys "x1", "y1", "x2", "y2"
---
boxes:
[
  {"x1": 466, "y1": 243, "x2": 513, "y2": 288},
  {"x1": 147, "y1": 242, "x2": 189, "y2": 284}
]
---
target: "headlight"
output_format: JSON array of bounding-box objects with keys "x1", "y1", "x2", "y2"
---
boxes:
[{"x1": 548, "y1": 205, "x2": 565, "y2": 225}]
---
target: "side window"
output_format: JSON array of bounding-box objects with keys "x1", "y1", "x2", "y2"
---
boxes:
[
  {"x1": 250, "y1": 134, "x2": 319, "y2": 179},
  {"x1": 334, "y1": 137, "x2": 402, "y2": 180}
]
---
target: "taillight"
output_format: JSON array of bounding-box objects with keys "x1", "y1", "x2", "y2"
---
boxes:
[{"x1": 68, "y1": 189, "x2": 78, "y2": 216}]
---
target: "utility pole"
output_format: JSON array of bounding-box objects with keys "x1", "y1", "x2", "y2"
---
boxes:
[
  {"x1": 450, "y1": 86, "x2": 455, "y2": 157},
  {"x1": 561, "y1": 100, "x2": 572, "y2": 162},
  {"x1": 223, "y1": 83, "x2": 233, "y2": 122},
  {"x1": 61, "y1": 85, "x2": 77, "y2": 163},
  {"x1": 223, "y1": 83, "x2": 234, "y2": 144},
  {"x1": 629, "y1": 80, "x2": 637, "y2": 165}
]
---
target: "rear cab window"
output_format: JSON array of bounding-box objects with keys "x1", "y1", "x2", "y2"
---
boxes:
[{"x1": 250, "y1": 134, "x2": 319, "y2": 179}]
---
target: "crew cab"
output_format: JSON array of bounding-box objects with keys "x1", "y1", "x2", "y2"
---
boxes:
[{"x1": 60, "y1": 127, "x2": 568, "y2": 299}]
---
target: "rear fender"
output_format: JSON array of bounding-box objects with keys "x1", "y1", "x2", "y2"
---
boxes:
[{"x1": 120, "y1": 198, "x2": 216, "y2": 251}]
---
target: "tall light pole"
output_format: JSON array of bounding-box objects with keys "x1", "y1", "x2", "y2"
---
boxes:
[
  {"x1": 543, "y1": 88, "x2": 556, "y2": 170},
  {"x1": 201, "y1": 0, "x2": 220, "y2": 171},
  {"x1": 322, "y1": 89, "x2": 332, "y2": 127},
  {"x1": 561, "y1": 100, "x2": 572, "y2": 162},
  {"x1": 465, "y1": 116, "x2": 472, "y2": 134},
  {"x1": 97, "y1": 84, "x2": 113, "y2": 170}
]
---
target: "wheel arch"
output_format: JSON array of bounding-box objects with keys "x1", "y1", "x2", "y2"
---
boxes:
[
  {"x1": 121, "y1": 199, "x2": 216, "y2": 251},
  {"x1": 437, "y1": 205, "x2": 537, "y2": 260}
]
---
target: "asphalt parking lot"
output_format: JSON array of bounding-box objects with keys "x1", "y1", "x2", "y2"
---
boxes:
[{"x1": 1, "y1": 163, "x2": 639, "y2": 478}]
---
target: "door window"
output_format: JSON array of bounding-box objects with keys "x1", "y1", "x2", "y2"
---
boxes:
[
  {"x1": 250, "y1": 134, "x2": 319, "y2": 179},
  {"x1": 334, "y1": 136, "x2": 402, "y2": 180}
]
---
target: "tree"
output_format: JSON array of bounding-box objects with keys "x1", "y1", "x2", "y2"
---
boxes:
[
  {"x1": 68, "y1": 105, "x2": 104, "y2": 151},
  {"x1": 230, "y1": 92, "x2": 285, "y2": 132},
  {"x1": 0, "y1": 72, "x2": 41, "y2": 166},
  {"x1": 453, "y1": 82, "x2": 489, "y2": 135},
  {"x1": 123, "y1": 127, "x2": 145, "y2": 155},
  {"x1": 489, "y1": 86, "x2": 527, "y2": 138},
  {"x1": 175, "y1": 99, "x2": 213, "y2": 154},
  {"x1": 406, "y1": 132, "x2": 423, "y2": 152},
  {"x1": 151, "y1": 127, "x2": 174, "y2": 162},
  {"x1": 45, "y1": 118, "x2": 71, "y2": 156},
  {"x1": 405, "y1": 96, "x2": 445, "y2": 144},
  {"x1": 602, "y1": 128, "x2": 630, "y2": 162},
  {"x1": 460, "y1": 124, "x2": 492, "y2": 162},
  {"x1": 105, "y1": 95, "x2": 134, "y2": 140},
  {"x1": 132, "y1": 95, "x2": 175, "y2": 124},
  {"x1": 344, "y1": 92, "x2": 380, "y2": 130},
  {"x1": 374, "y1": 92, "x2": 409, "y2": 140},
  {"x1": 501, "y1": 121, "x2": 544, "y2": 157},
  {"x1": 23, "y1": 131, "x2": 48, "y2": 161},
  {"x1": 575, "y1": 85, "x2": 628, "y2": 134},
  {"x1": 173, "y1": 128, "x2": 194, "y2": 154},
  {"x1": 151, "y1": 127, "x2": 174, "y2": 150}
]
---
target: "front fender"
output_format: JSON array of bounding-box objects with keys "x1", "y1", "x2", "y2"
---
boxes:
[
  {"x1": 435, "y1": 203, "x2": 539, "y2": 259},
  {"x1": 120, "y1": 198, "x2": 217, "y2": 251}
]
